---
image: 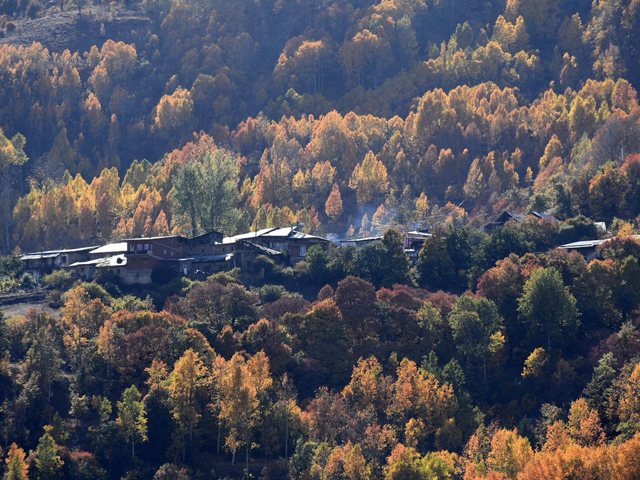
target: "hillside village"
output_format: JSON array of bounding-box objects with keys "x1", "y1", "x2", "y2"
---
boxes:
[{"x1": 17, "y1": 210, "x2": 619, "y2": 286}]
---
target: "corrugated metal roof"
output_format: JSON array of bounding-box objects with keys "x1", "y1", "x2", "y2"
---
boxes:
[
  {"x1": 559, "y1": 239, "x2": 611, "y2": 249},
  {"x1": 222, "y1": 228, "x2": 276, "y2": 244},
  {"x1": 122, "y1": 235, "x2": 181, "y2": 241},
  {"x1": 90, "y1": 242, "x2": 128, "y2": 255},
  {"x1": 21, "y1": 253, "x2": 60, "y2": 260},
  {"x1": 69, "y1": 254, "x2": 127, "y2": 268}
]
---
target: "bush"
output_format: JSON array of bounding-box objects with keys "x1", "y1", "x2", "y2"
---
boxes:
[
  {"x1": 293, "y1": 260, "x2": 311, "y2": 278},
  {"x1": 5, "y1": 21, "x2": 15, "y2": 32},
  {"x1": 207, "y1": 267, "x2": 241, "y2": 286},
  {"x1": 20, "y1": 273, "x2": 36, "y2": 290},
  {"x1": 110, "y1": 294, "x2": 153, "y2": 312},
  {"x1": 254, "y1": 255, "x2": 275, "y2": 276},
  {"x1": 0, "y1": 254, "x2": 22, "y2": 278},
  {"x1": 26, "y1": 0, "x2": 42, "y2": 18},
  {"x1": 46, "y1": 289, "x2": 64, "y2": 308},
  {"x1": 43, "y1": 269, "x2": 72, "y2": 291},
  {"x1": 76, "y1": 281, "x2": 112, "y2": 304},
  {"x1": 258, "y1": 284, "x2": 289, "y2": 303}
]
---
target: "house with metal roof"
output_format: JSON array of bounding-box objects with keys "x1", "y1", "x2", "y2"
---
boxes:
[
  {"x1": 21, "y1": 246, "x2": 97, "y2": 280},
  {"x1": 558, "y1": 237, "x2": 618, "y2": 261},
  {"x1": 222, "y1": 226, "x2": 331, "y2": 265},
  {"x1": 483, "y1": 210, "x2": 559, "y2": 233},
  {"x1": 67, "y1": 254, "x2": 127, "y2": 281}
]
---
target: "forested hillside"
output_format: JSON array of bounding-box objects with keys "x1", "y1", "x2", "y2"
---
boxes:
[
  {"x1": 4, "y1": 0, "x2": 640, "y2": 479},
  {"x1": 1, "y1": 0, "x2": 640, "y2": 250}
]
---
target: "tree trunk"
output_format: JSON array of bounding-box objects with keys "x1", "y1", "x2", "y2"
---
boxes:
[
  {"x1": 483, "y1": 356, "x2": 487, "y2": 393},
  {"x1": 245, "y1": 426, "x2": 250, "y2": 476},
  {"x1": 217, "y1": 421, "x2": 221, "y2": 461},
  {"x1": 285, "y1": 409, "x2": 289, "y2": 459},
  {"x1": 131, "y1": 434, "x2": 135, "y2": 458}
]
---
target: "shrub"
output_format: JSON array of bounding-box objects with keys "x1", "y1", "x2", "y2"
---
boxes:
[
  {"x1": 254, "y1": 255, "x2": 275, "y2": 276},
  {"x1": 207, "y1": 267, "x2": 241, "y2": 285},
  {"x1": 46, "y1": 289, "x2": 64, "y2": 308},
  {"x1": 5, "y1": 21, "x2": 15, "y2": 32},
  {"x1": 20, "y1": 273, "x2": 36, "y2": 289},
  {"x1": 258, "y1": 284, "x2": 289, "y2": 303},
  {"x1": 76, "y1": 281, "x2": 112, "y2": 304},
  {"x1": 43, "y1": 269, "x2": 72, "y2": 291},
  {"x1": 26, "y1": 0, "x2": 42, "y2": 18}
]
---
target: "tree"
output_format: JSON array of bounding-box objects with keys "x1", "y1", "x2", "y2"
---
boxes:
[
  {"x1": 34, "y1": 426, "x2": 63, "y2": 480},
  {"x1": 0, "y1": 130, "x2": 28, "y2": 253},
  {"x1": 215, "y1": 352, "x2": 272, "y2": 474},
  {"x1": 381, "y1": 229, "x2": 413, "y2": 287},
  {"x1": 199, "y1": 150, "x2": 240, "y2": 233},
  {"x1": 349, "y1": 151, "x2": 389, "y2": 204},
  {"x1": 449, "y1": 295, "x2": 504, "y2": 390},
  {"x1": 170, "y1": 349, "x2": 208, "y2": 461},
  {"x1": 154, "y1": 87, "x2": 194, "y2": 141},
  {"x1": 116, "y1": 385, "x2": 148, "y2": 457},
  {"x1": 325, "y1": 183, "x2": 343, "y2": 221},
  {"x1": 518, "y1": 267, "x2": 580, "y2": 351},
  {"x1": 417, "y1": 235, "x2": 456, "y2": 290},
  {"x1": 72, "y1": 0, "x2": 89, "y2": 15},
  {"x1": 171, "y1": 160, "x2": 202, "y2": 237},
  {"x1": 335, "y1": 276, "x2": 379, "y2": 345},
  {"x1": 4, "y1": 443, "x2": 28, "y2": 480}
]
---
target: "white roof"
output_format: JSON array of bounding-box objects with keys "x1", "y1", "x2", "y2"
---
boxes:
[
  {"x1": 222, "y1": 228, "x2": 275, "y2": 244},
  {"x1": 22, "y1": 252, "x2": 59, "y2": 260},
  {"x1": 69, "y1": 254, "x2": 127, "y2": 268},
  {"x1": 559, "y1": 239, "x2": 611, "y2": 249},
  {"x1": 90, "y1": 242, "x2": 128, "y2": 255},
  {"x1": 223, "y1": 227, "x2": 328, "y2": 244},
  {"x1": 21, "y1": 245, "x2": 98, "y2": 260},
  {"x1": 261, "y1": 227, "x2": 295, "y2": 237}
]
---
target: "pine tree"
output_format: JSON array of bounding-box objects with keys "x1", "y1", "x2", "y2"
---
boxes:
[{"x1": 34, "y1": 426, "x2": 63, "y2": 480}]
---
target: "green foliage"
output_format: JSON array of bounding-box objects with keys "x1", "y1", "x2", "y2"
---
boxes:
[
  {"x1": 34, "y1": 427, "x2": 64, "y2": 480},
  {"x1": 518, "y1": 267, "x2": 580, "y2": 351},
  {"x1": 116, "y1": 385, "x2": 148, "y2": 457},
  {"x1": 43, "y1": 270, "x2": 72, "y2": 291}
]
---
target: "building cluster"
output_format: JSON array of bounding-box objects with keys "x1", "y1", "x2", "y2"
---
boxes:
[
  {"x1": 21, "y1": 227, "x2": 332, "y2": 284},
  {"x1": 19, "y1": 210, "x2": 618, "y2": 285}
]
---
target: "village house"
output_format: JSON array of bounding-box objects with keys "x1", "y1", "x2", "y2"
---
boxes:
[
  {"x1": 22, "y1": 227, "x2": 332, "y2": 284},
  {"x1": 483, "y1": 210, "x2": 558, "y2": 233},
  {"x1": 222, "y1": 226, "x2": 332, "y2": 265},
  {"x1": 403, "y1": 230, "x2": 432, "y2": 259},
  {"x1": 21, "y1": 246, "x2": 96, "y2": 281},
  {"x1": 338, "y1": 236, "x2": 382, "y2": 248}
]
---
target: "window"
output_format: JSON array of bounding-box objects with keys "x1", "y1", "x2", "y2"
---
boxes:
[
  {"x1": 164, "y1": 249, "x2": 167, "y2": 254},
  {"x1": 137, "y1": 244, "x2": 142, "y2": 251},
  {"x1": 81, "y1": 267, "x2": 85, "y2": 274},
  {"x1": 300, "y1": 246, "x2": 307, "y2": 256},
  {"x1": 171, "y1": 251, "x2": 174, "y2": 257},
  {"x1": 130, "y1": 244, "x2": 134, "y2": 251},
  {"x1": 144, "y1": 243, "x2": 150, "y2": 250}
]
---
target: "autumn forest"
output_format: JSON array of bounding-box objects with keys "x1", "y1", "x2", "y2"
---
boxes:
[{"x1": 4, "y1": 0, "x2": 640, "y2": 478}]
